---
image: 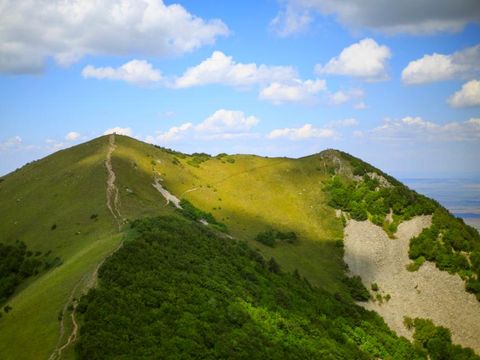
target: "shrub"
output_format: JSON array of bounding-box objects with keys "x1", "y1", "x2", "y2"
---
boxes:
[
  {"x1": 342, "y1": 275, "x2": 369, "y2": 301},
  {"x1": 178, "y1": 199, "x2": 227, "y2": 232},
  {"x1": 371, "y1": 283, "x2": 379, "y2": 292},
  {"x1": 255, "y1": 229, "x2": 298, "y2": 247},
  {"x1": 255, "y1": 230, "x2": 276, "y2": 247}
]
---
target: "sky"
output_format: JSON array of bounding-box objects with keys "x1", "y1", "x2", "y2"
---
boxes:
[{"x1": 1, "y1": 0, "x2": 480, "y2": 178}]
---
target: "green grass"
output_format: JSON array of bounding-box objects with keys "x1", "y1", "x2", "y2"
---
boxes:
[{"x1": 0, "y1": 136, "x2": 177, "y2": 358}]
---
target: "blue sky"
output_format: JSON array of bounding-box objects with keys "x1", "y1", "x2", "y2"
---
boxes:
[{"x1": 1, "y1": 0, "x2": 479, "y2": 178}]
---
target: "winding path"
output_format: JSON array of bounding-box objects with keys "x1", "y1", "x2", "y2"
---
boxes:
[
  {"x1": 105, "y1": 134, "x2": 123, "y2": 230},
  {"x1": 49, "y1": 134, "x2": 124, "y2": 359}
]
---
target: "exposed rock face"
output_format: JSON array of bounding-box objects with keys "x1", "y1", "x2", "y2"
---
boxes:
[{"x1": 344, "y1": 216, "x2": 480, "y2": 353}]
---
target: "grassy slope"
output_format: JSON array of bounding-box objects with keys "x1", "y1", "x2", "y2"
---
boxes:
[
  {"x1": 111, "y1": 137, "x2": 345, "y2": 293},
  {"x1": 0, "y1": 136, "x2": 176, "y2": 359},
  {"x1": 0, "y1": 136, "x2": 358, "y2": 358},
  {"x1": 174, "y1": 154, "x2": 345, "y2": 293},
  {"x1": 0, "y1": 137, "x2": 117, "y2": 359}
]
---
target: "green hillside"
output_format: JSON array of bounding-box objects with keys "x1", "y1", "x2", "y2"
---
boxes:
[{"x1": 0, "y1": 134, "x2": 478, "y2": 359}]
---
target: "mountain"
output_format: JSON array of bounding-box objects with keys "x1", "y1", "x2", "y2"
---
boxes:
[{"x1": 0, "y1": 135, "x2": 479, "y2": 359}]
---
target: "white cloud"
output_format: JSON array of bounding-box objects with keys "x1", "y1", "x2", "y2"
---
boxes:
[
  {"x1": 448, "y1": 79, "x2": 480, "y2": 107},
  {"x1": 272, "y1": 1, "x2": 480, "y2": 36},
  {"x1": 45, "y1": 139, "x2": 65, "y2": 151},
  {"x1": 175, "y1": 51, "x2": 327, "y2": 104},
  {"x1": 174, "y1": 51, "x2": 297, "y2": 88},
  {"x1": 65, "y1": 131, "x2": 80, "y2": 141},
  {"x1": 149, "y1": 109, "x2": 260, "y2": 143},
  {"x1": 267, "y1": 124, "x2": 336, "y2": 140},
  {"x1": 269, "y1": 4, "x2": 312, "y2": 37},
  {"x1": 103, "y1": 127, "x2": 132, "y2": 136},
  {"x1": 354, "y1": 101, "x2": 368, "y2": 110},
  {"x1": 196, "y1": 109, "x2": 259, "y2": 133},
  {"x1": 0, "y1": 0, "x2": 229, "y2": 74},
  {"x1": 328, "y1": 88, "x2": 364, "y2": 105},
  {"x1": 259, "y1": 79, "x2": 326, "y2": 104},
  {"x1": 82, "y1": 60, "x2": 163, "y2": 85},
  {"x1": 0, "y1": 136, "x2": 23, "y2": 151},
  {"x1": 328, "y1": 118, "x2": 358, "y2": 128},
  {"x1": 402, "y1": 44, "x2": 480, "y2": 84},
  {"x1": 368, "y1": 116, "x2": 480, "y2": 141},
  {"x1": 156, "y1": 123, "x2": 193, "y2": 142},
  {"x1": 315, "y1": 38, "x2": 391, "y2": 81}
]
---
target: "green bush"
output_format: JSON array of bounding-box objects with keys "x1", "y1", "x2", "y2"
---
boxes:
[
  {"x1": 187, "y1": 153, "x2": 211, "y2": 167},
  {"x1": 255, "y1": 229, "x2": 297, "y2": 247},
  {"x1": 178, "y1": 199, "x2": 227, "y2": 232},
  {"x1": 410, "y1": 318, "x2": 479, "y2": 360},
  {"x1": 342, "y1": 275, "x2": 370, "y2": 301},
  {"x1": 406, "y1": 256, "x2": 426, "y2": 272}
]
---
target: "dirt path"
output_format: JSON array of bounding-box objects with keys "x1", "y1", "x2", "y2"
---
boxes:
[
  {"x1": 344, "y1": 216, "x2": 480, "y2": 353},
  {"x1": 49, "y1": 134, "x2": 125, "y2": 360},
  {"x1": 47, "y1": 277, "x2": 85, "y2": 360},
  {"x1": 105, "y1": 134, "x2": 122, "y2": 230}
]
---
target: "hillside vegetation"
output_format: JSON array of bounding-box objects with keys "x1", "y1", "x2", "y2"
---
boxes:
[
  {"x1": 0, "y1": 135, "x2": 478, "y2": 358},
  {"x1": 76, "y1": 215, "x2": 424, "y2": 359},
  {"x1": 322, "y1": 151, "x2": 480, "y2": 300}
]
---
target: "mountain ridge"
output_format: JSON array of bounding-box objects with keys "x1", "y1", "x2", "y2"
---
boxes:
[{"x1": 0, "y1": 134, "x2": 478, "y2": 359}]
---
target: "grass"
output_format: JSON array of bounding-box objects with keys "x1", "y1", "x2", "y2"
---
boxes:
[{"x1": 0, "y1": 136, "x2": 177, "y2": 359}]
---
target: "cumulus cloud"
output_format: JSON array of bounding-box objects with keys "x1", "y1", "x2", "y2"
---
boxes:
[
  {"x1": 155, "y1": 123, "x2": 193, "y2": 142},
  {"x1": 196, "y1": 109, "x2": 259, "y2": 133},
  {"x1": 148, "y1": 109, "x2": 260, "y2": 143},
  {"x1": 174, "y1": 51, "x2": 297, "y2": 88},
  {"x1": 267, "y1": 124, "x2": 336, "y2": 140},
  {"x1": 65, "y1": 132, "x2": 80, "y2": 141},
  {"x1": 328, "y1": 89, "x2": 364, "y2": 105},
  {"x1": 103, "y1": 127, "x2": 133, "y2": 136},
  {"x1": 271, "y1": 0, "x2": 480, "y2": 35},
  {"x1": 82, "y1": 60, "x2": 163, "y2": 85},
  {"x1": 368, "y1": 116, "x2": 480, "y2": 141},
  {"x1": 0, "y1": 0, "x2": 229, "y2": 74},
  {"x1": 173, "y1": 51, "x2": 326, "y2": 104},
  {"x1": 448, "y1": 79, "x2": 480, "y2": 107},
  {"x1": 402, "y1": 44, "x2": 480, "y2": 84},
  {"x1": 315, "y1": 39, "x2": 391, "y2": 81},
  {"x1": 259, "y1": 79, "x2": 326, "y2": 104}
]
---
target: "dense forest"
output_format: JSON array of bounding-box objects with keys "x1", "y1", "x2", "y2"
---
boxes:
[
  {"x1": 324, "y1": 153, "x2": 480, "y2": 300},
  {"x1": 75, "y1": 215, "x2": 478, "y2": 359}
]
